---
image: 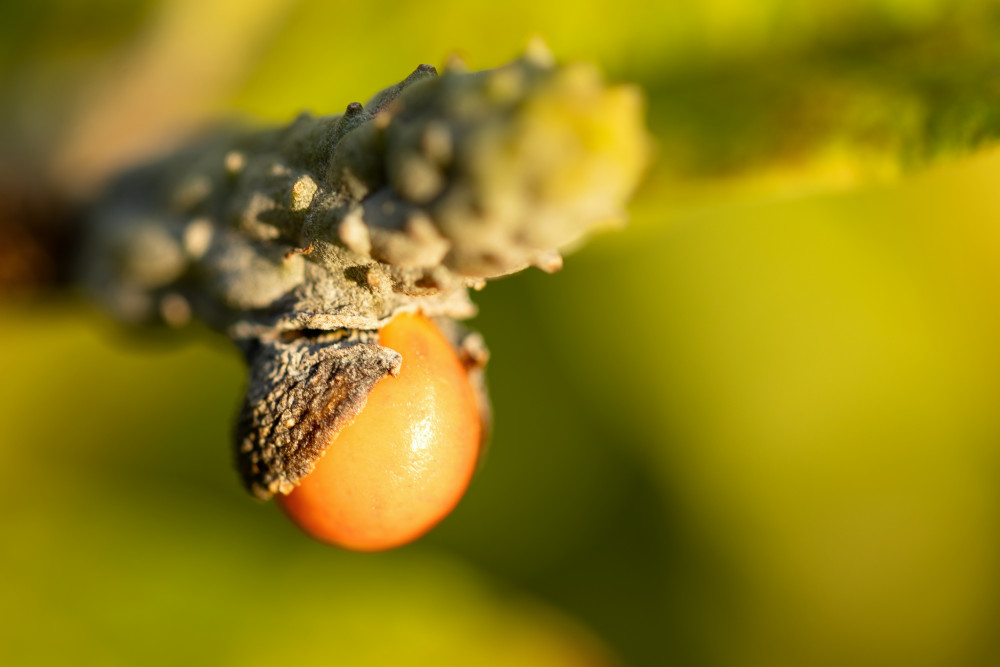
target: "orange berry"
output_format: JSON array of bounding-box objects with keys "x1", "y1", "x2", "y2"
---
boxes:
[{"x1": 277, "y1": 312, "x2": 481, "y2": 551}]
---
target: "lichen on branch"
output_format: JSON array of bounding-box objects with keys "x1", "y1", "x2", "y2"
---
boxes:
[{"x1": 84, "y1": 49, "x2": 649, "y2": 334}]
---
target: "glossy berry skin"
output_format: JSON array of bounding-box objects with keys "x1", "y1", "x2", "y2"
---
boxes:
[{"x1": 277, "y1": 312, "x2": 481, "y2": 551}]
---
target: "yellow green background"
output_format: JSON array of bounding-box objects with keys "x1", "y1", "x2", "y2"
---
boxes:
[{"x1": 3, "y1": 1, "x2": 1000, "y2": 665}]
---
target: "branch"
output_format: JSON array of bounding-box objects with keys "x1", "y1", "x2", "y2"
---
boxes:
[{"x1": 639, "y1": 7, "x2": 1000, "y2": 202}]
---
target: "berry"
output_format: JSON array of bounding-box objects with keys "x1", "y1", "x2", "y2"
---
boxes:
[{"x1": 277, "y1": 312, "x2": 481, "y2": 551}]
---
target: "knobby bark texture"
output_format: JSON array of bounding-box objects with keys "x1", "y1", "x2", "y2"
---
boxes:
[{"x1": 81, "y1": 49, "x2": 651, "y2": 497}]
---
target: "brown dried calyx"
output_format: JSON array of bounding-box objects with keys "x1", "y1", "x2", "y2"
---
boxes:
[{"x1": 82, "y1": 45, "x2": 651, "y2": 497}]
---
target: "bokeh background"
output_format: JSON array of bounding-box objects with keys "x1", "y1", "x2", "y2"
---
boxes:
[{"x1": 4, "y1": 1, "x2": 1000, "y2": 665}]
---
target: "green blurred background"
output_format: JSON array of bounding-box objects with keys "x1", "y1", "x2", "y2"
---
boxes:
[{"x1": 4, "y1": 1, "x2": 1000, "y2": 665}]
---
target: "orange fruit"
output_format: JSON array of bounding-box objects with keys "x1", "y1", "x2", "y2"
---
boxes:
[{"x1": 278, "y1": 312, "x2": 481, "y2": 551}]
